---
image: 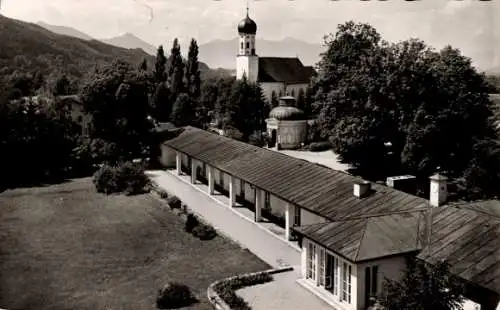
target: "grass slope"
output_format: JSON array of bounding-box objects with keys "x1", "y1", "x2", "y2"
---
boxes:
[{"x1": 0, "y1": 178, "x2": 269, "y2": 310}]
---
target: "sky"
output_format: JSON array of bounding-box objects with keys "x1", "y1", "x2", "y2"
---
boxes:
[{"x1": 2, "y1": 0, "x2": 499, "y2": 71}]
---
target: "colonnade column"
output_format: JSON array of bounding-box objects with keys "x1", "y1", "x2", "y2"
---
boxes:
[
  {"x1": 190, "y1": 160, "x2": 196, "y2": 184},
  {"x1": 207, "y1": 166, "x2": 214, "y2": 195},
  {"x1": 285, "y1": 203, "x2": 293, "y2": 241},
  {"x1": 254, "y1": 189, "x2": 262, "y2": 222},
  {"x1": 229, "y1": 175, "x2": 236, "y2": 208},
  {"x1": 175, "y1": 151, "x2": 182, "y2": 175}
]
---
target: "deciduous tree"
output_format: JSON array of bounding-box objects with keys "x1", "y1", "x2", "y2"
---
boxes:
[
  {"x1": 379, "y1": 259, "x2": 464, "y2": 310},
  {"x1": 312, "y1": 21, "x2": 499, "y2": 199}
]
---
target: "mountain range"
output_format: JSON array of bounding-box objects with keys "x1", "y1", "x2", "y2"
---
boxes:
[
  {"x1": 36, "y1": 22, "x2": 324, "y2": 70},
  {"x1": 1, "y1": 16, "x2": 154, "y2": 79},
  {"x1": 199, "y1": 37, "x2": 324, "y2": 70}
]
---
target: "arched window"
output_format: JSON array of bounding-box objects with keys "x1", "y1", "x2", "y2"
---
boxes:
[
  {"x1": 291, "y1": 89, "x2": 295, "y2": 97},
  {"x1": 241, "y1": 42, "x2": 244, "y2": 50},
  {"x1": 246, "y1": 42, "x2": 250, "y2": 49},
  {"x1": 279, "y1": 90, "x2": 283, "y2": 97}
]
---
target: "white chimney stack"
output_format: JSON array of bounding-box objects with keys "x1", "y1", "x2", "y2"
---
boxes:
[
  {"x1": 354, "y1": 181, "x2": 371, "y2": 198},
  {"x1": 429, "y1": 173, "x2": 448, "y2": 207}
]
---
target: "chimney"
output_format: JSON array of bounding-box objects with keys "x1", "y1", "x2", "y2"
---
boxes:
[
  {"x1": 386, "y1": 175, "x2": 417, "y2": 195},
  {"x1": 429, "y1": 173, "x2": 448, "y2": 207},
  {"x1": 353, "y1": 181, "x2": 371, "y2": 198}
]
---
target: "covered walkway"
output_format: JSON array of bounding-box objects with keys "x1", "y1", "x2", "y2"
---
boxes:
[{"x1": 147, "y1": 170, "x2": 301, "y2": 269}]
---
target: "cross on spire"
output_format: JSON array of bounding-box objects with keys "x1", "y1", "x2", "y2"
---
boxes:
[{"x1": 246, "y1": 0, "x2": 249, "y2": 16}]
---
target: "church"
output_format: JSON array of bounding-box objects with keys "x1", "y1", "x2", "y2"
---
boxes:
[{"x1": 235, "y1": 9, "x2": 315, "y2": 103}]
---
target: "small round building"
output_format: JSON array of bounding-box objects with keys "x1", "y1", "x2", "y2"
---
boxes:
[{"x1": 266, "y1": 96, "x2": 308, "y2": 150}]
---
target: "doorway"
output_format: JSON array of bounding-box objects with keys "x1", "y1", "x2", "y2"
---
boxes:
[{"x1": 269, "y1": 129, "x2": 277, "y2": 147}]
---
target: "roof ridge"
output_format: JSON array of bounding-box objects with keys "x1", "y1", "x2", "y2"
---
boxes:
[
  {"x1": 354, "y1": 218, "x2": 370, "y2": 261},
  {"x1": 186, "y1": 126, "x2": 429, "y2": 204}
]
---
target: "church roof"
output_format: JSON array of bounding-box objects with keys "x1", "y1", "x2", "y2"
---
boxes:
[{"x1": 258, "y1": 57, "x2": 313, "y2": 84}]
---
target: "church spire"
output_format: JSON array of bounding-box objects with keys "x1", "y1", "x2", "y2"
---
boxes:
[{"x1": 246, "y1": 0, "x2": 250, "y2": 16}]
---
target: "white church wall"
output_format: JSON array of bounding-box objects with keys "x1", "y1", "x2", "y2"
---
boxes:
[
  {"x1": 286, "y1": 83, "x2": 308, "y2": 99},
  {"x1": 236, "y1": 55, "x2": 259, "y2": 83},
  {"x1": 260, "y1": 82, "x2": 285, "y2": 103}
]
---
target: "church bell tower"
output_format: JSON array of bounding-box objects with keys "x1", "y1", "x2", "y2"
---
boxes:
[{"x1": 236, "y1": 5, "x2": 258, "y2": 83}]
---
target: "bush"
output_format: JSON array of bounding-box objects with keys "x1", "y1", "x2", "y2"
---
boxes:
[
  {"x1": 158, "y1": 189, "x2": 169, "y2": 199},
  {"x1": 308, "y1": 141, "x2": 331, "y2": 152},
  {"x1": 93, "y1": 164, "x2": 120, "y2": 194},
  {"x1": 192, "y1": 224, "x2": 216, "y2": 240},
  {"x1": 118, "y1": 161, "x2": 150, "y2": 195},
  {"x1": 166, "y1": 195, "x2": 181, "y2": 209},
  {"x1": 92, "y1": 161, "x2": 150, "y2": 195},
  {"x1": 156, "y1": 282, "x2": 196, "y2": 309},
  {"x1": 184, "y1": 213, "x2": 199, "y2": 233},
  {"x1": 214, "y1": 273, "x2": 273, "y2": 309}
]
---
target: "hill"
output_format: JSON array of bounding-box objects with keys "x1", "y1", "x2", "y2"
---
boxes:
[
  {"x1": 0, "y1": 16, "x2": 154, "y2": 79},
  {"x1": 36, "y1": 21, "x2": 94, "y2": 41},
  {"x1": 199, "y1": 37, "x2": 324, "y2": 70},
  {"x1": 99, "y1": 33, "x2": 157, "y2": 56}
]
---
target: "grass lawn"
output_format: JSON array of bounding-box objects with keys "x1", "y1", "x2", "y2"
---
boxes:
[{"x1": 0, "y1": 178, "x2": 270, "y2": 310}]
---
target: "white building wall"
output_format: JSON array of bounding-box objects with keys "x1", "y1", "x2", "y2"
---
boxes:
[
  {"x1": 286, "y1": 83, "x2": 308, "y2": 98},
  {"x1": 244, "y1": 182, "x2": 256, "y2": 203},
  {"x1": 159, "y1": 145, "x2": 176, "y2": 167},
  {"x1": 356, "y1": 256, "x2": 407, "y2": 310},
  {"x1": 302, "y1": 238, "x2": 359, "y2": 310},
  {"x1": 260, "y1": 82, "x2": 286, "y2": 103},
  {"x1": 269, "y1": 194, "x2": 287, "y2": 218},
  {"x1": 236, "y1": 55, "x2": 259, "y2": 83},
  {"x1": 277, "y1": 120, "x2": 308, "y2": 149},
  {"x1": 301, "y1": 209, "x2": 328, "y2": 225}
]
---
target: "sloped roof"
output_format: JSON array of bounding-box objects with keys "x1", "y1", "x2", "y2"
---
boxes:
[
  {"x1": 162, "y1": 126, "x2": 429, "y2": 222},
  {"x1": 258, "y1": 57, "x2": 313, "y2": 84},
  {"x1": 417, "y1": 206, "x2": 500, "y2": 294},
  {"x1": 294, "y1": 211, "x2": 423, "y2": 262}
]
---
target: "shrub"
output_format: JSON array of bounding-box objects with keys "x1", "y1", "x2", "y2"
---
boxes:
[
  {"x1": 166, "y1": 195, "x2": 181, "y2": 209},
  {"x1": 118, "y1": 161, "x2": 150, "y2": 195},
  {"x1": 156, "y1": 282, "x2": 196, "y2": 309},
  {"x1": 192, "y1": 224, "x2": 217, "y2": 240},
  {"x1": 92, "y1": 161, "x2": 150, "y2": 195},
  {"x1": 93, "y1": 164, "x2": 120, "y2": 194},
  {"x1": 158, "y1": 189, "x2": 169, "y2": 199},
  {"x1": 181, "y1": 203, "x2": 189, "y2": 214},
  {"x1": 184, "y1": 213, "x2": 199, "y2": 233},
  {"x1": 214, "y1": 273, "x2": 273, "y2": 309},
  {"x1": 308, "y1": 141, "x2": 331, "y2": 152}
]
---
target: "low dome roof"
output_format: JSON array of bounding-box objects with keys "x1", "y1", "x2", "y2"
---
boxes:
[
  {"x1": 269, "y1": 99, "x2": 306, "y2": 120},
  {"x1": 238, "y1": 14, "x2": 257, "y2": 34}
]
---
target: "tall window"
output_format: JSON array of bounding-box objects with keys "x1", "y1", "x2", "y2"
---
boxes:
[
  {"x1": 240, "y1": 42, "x2": 244, "y2": 50},
  {"x1": 334, "y1": 256, "x2": 339, "y2": 296},
  {"x1": 319, "y1": 248, "x2": 325, "y2": 286},
  {"x1": 220, "y1": 172, "x2": 224, "y2": 187},
  {"x1": 265, "y1": 192, "x2": 271, "y2": 209},
  {"x1": 365, "y1": 266, "x2": 379, "y2": 305},
  {"x1": 307, "y1": 242, "x2": 317, "y2": 281},
  {"x1": 246, "y1": 42, "x2": 250, "y2": 49},
  {"x1": 342, "y1": 262, "x2": 352, "y2": 303}
]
